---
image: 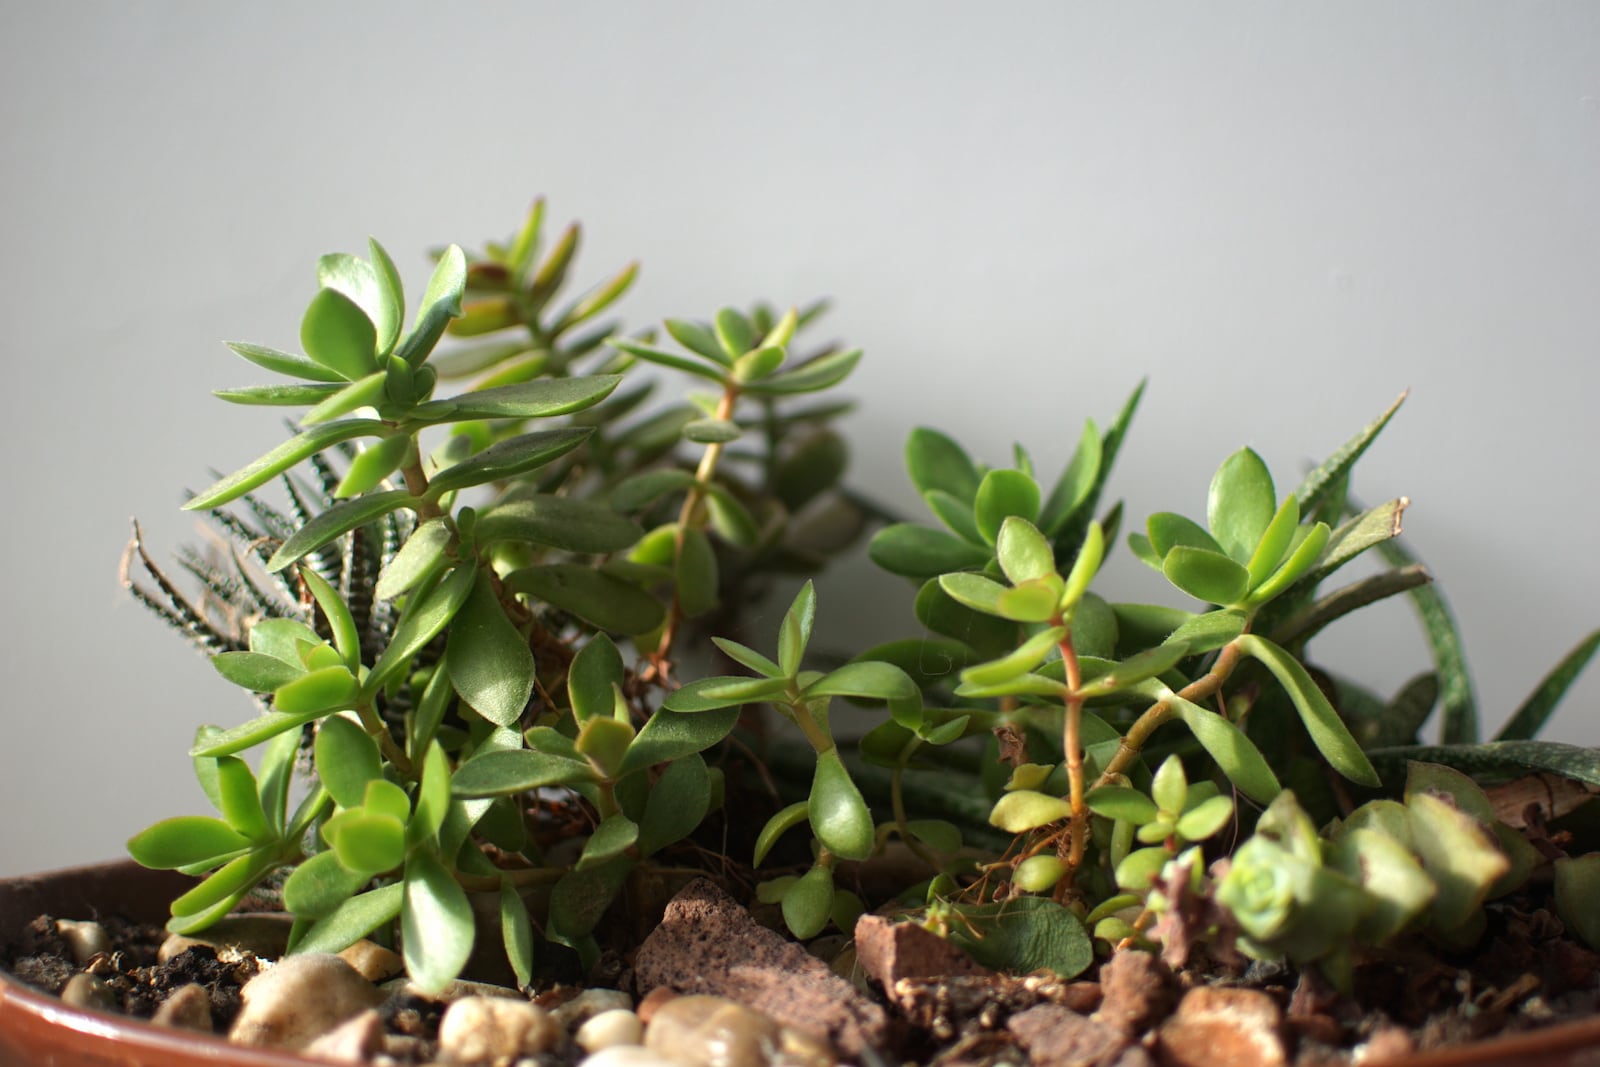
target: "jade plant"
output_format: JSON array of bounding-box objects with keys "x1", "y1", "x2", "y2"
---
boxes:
[{"x1": 126, "y1": 202, "x2": 1600, "y2": 997}]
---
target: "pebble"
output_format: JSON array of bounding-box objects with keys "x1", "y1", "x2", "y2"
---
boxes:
[
  {"x1": 151, "y1": 982, "x2": 213, "y2": 1031},
  {"x1": 339, "y1": 939, "x2": 405, "y2": 982},
  {"x1": 552, "y1": 987, "x2": 635, "y2": 1028},
  {"x1": 159, "y1": 913, "x2": 295, "y2": 964},
  {"x1": 56, "y1": 919, "x2": 110, "y2": 965},
  {"x1": 635, "y1": 986, "x2": 677, "y2": 1025},
  {"x1": 579, "y1": 1048, "x2": 679, "y2": 1067},
  {"x1": 59, "y1": 973, "x2": 117, "y2": 1012},
  {"x1": 302, "y1": 1008, "x2": 385, "y2": 1064},
  {"x1": 1157, "y1": 986, "x2": 1286, "y2": 1067},
  {"x1": 645, "y1": 994, "x2": 781, "y2": 1067},
  {"x1": 229, "y1": 954, "x2": 385, "y2": 1050},
  {"x1": 576, "y1": 1008, "x2": 644, "y2": 1053},
  {"x1": 436, "y1": 995, "x2": 563, "y2": 1064},
  {"x1": 381, "y1": 976, "x2": 524, "y2": 1003}
]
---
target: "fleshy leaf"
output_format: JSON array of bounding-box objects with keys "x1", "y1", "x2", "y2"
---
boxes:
[
  {"x1": 446, "y1": 571, "x2": 536, "y2": 727},
  {"x1": 402, "y1": 852, "x2": 475, "y2": 994},
  {"x1": 1237, "y1": 635, "x2": 1378, "y2": 786}
]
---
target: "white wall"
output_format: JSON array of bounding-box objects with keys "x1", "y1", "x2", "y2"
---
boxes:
[{"x1": 1, "y1": 2, "x2": 1595, "y2": 874}]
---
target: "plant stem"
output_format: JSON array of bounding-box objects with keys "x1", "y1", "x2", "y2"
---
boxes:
[
  {"x1": 651, "y1": 383, "x2": 741, "y2": 673},
  {"x1": 892, "y1": 738, "x2": 939, "y2": 867},
  {"x1": 1091, "y1": 640, "x2": 1245, "y2": 792},
  {"x1": 400, "y1": 454, "x2": 444, "y2": 522},
  {"x1": 1058, "y1": 632, "x2": 1089, "y2": 887},
  {"x1": 354, "y1": 701, "x2": 417, "y2": 780}
]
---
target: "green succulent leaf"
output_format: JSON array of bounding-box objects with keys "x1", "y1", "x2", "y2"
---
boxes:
[
  {"x1": 268, "y1": 490, "x2": 414, "y2": 572},
  {"x1": 1147, "y1": 512, "x2": 1223, "y2": 558},
  {"x1": 714, "y1": 637, "x2": 781, "y2": 679},
  {"x1": 427, "y1": 428, "x2": 593, "y2": 497},
  {"x1": 741, "y1": 348, "x2": 861, "y2": 396},
  {"x1": 779, "y1": 581, "x2": 817, "y2": 678},
  {"x1": 336, "y1": 435, "x2": 411, "y2": 498},
  {"x1": 292, "y1": 882, "x2": 404, "y2": 956},
  {"x1": 411, "y1": 375, "x2": 622, "y2": 423},
  {"x1": 1085, "y1": 786, "x2": 1159, "y2": 825},
  {"x1": 301, "y1": 287, "x2": 378, "y2": 382},
  {"x1": 366, "y1": 563, "x2": 477, "y2": 696},
  {"x1": 611, "y1": 469, "x2": 699, "y2": 511},
  {"x1": 906, "y1": 428, "x2": 982, "y2": 502},
  {"x1": 938, "y1": 572, "x2": 1009, "y2": 617},
  {"x1": 325, "y1": 809, "x2": 407, "y2": 875},
  {"x1": 375, "y1": 518, "x2": 453, "y2": 602},
  {"x1": 753, "y1": 801, "x2": 811, "y2": 867},
  {"x1": 314, "y1": 716, "x2": 383, "y2": 809},
  {"x1": 637, "y1": 754, "x2": 711, "y2": 857},
  {"x1": 395, "y1": 245, "x2": 467, "y2": 368},
  {"x1": 1162, "y1": 546, "x2": 1250, "y2": 606},
  {"x1": 810, "y1": 749, "x2": 874, "y2": 860},
  {"x1": 1171, "y1": 696, "x2": 1281, "y2": 804},
  {"x1": 1039, "y1": 419, "x2": 1103, "y2": 537},
  {"x1": 274, "y1": 665, "x2": 360, "y2": 716},
  {"x1": 499, "y1": 881, "x2": 535, "y2": 989},
  {"x1": 675, "y1": 527, "x2": 719, "y2": 619},
  {"x1": 1244, "y1": 522, "x2": 1331, "y2": 607},
  {"x1": 446, "y1": 571, "x2": 536, "y2": 727},
  {"x1": 185, "y1": 419, "x2": 385, "y2": 511},
  {"x1": 452, "y1": 748, "x2": 594, "y2": 797},
  {"x1": 214, "y1": 383, "x2": 344, "y2": 407},
  {"x1": 714, "y1": 307, "x2": 755, "y2": 358},
  {"x1": 1237, "y1": 635, "x2": 1378, "y2": 786},
  {"x1": 996, "y1": 516, "x2": 1056, "y2": 586},
  {"x1": 503, "y1": 564, "x2": 664, "y2": 635},
  {"x1": 225, "y1": 340, "x2": 346, "y2": 383},
  {"x1": 662, "y1": 676, "x2": 791, "y2": 713},
  {"x1": 578, "y1": 814, "x2": 639, "y2": 870},
  {"x1": 990, "y1": 790, "x2": 1071, "y2": 833},
  {"x1": 212, "y1": 652, "x2": 305, "y2": 693},
  {"x1": 282, "y1": 850, "x2": 368, "y2": 920},
  {"x1": 1059, "y1": 520, "x2": 1103, "y2": 611},
  {"x1": 569, "y1": 635, "x2": 625, "y2": 724},
  {"x1": 1406, "y1": 792, "x2": 1508, "y2": 931},
  {"x1": 997, "y1": 579, "x2": 1064, "y2": 624},
  {"x1": 619, "y1": 707, "x2": 740, "y2": 776},
  {"x1": 128, "y1": 817, "x2": 252, "y2": 870},
  {"x1": 683, "y1": 418, "x2": 742, "y2": 444},
  {"x1": 1207, "y1": 448, "x2": 1276, "y2": 563},
  {"x1": 1298, "y1": 500, "x2": 1406, "y2": 588},
  {"x1": 959, "y1": 627, "x2": 1066, "y2": 689},
  {"x1": 1245, "y1": 496, "x2": 1300, "y2": 590},
  {"x1": 1164, "y1": 609, "x2": 1247, "y2": 656},
  {"x1": 870, "y1": 524, "x2": 991, "y2": 579},
  {"x1": 611, "y1": 339, "x2": 729, "y2": 383},
  {"x1": 1366, "y1": 741, "x2": 1600, "y2": 790},
  {"x1": 924, "y1": 490, "x2": 984, "y2": 545},
  {"x1": 782, "y1": 865, "x2": 835, "y2": 940},
  {"x1": 973, "y1": 469, "x2": 1041, "y2": 545},
  {"x1": 1176, "y1": 794, "x2": 1235, "y2": 842},
  {"x1": 663, "y1": 318, "x2": 731, "y2": 365},
  {"x1": 402, "y1": 852, "x2": 475, "y2": 995}
]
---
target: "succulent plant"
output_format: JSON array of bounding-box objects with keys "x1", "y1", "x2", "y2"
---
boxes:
[{"x1": 126, "y1": 203, "x2": 1600, "y2": 995}]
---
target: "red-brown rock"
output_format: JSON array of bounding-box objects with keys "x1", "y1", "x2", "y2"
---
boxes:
[
  {"x1": 632, "y1": 879, "x2": 888, "y2": 1057},
  {"x1": 853, "y1": 914, "x2": 992, "y2": 989},
  {"x1": 1156, "y1": 986, "x2": 1286, "y2": 1067},
  {"x1": 1096, "y1": 950, "x2": 1175, "y2": 1035},
  {"x1": 1008, "y1": 1003, "x2": 1135, "y2": 1067}
]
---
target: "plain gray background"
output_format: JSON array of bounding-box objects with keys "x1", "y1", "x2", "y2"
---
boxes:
[{"x1": 2, "y1": 3, "x2": 1596, "y2": 875}]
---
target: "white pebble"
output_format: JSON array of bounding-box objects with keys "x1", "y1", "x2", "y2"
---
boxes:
[
  {"x1": 302, "y1": 1008, "x2": 384, "y2": 1063},
  {"x1": 56, "y1": 920, "x2": 110, "y2": 965},
  {"x1": 580, "y1": 1047, "x2": 680, "y2": 1067},
  {"x1": 553, "y1": 987, "x2": 635, "y2": 1028},
  {"x1": 229, "y1": 954, "x2": 384, "y2": 1050},
  {"x1": 576, "y1": 1008, "x2": 644, "y2": 1052},
  {"x1": 437, "y1": 995, "x2": 563, "y2": 1064}
]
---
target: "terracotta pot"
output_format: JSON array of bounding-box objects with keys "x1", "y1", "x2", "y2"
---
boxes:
[{"x1": 3, "y1": 861, "x2": 1599, "y2": 1067}]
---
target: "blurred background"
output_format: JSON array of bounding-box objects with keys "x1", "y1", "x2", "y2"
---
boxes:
[{"x1": 2, "y1": 2, "x2": 1596, "y2": 874}]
